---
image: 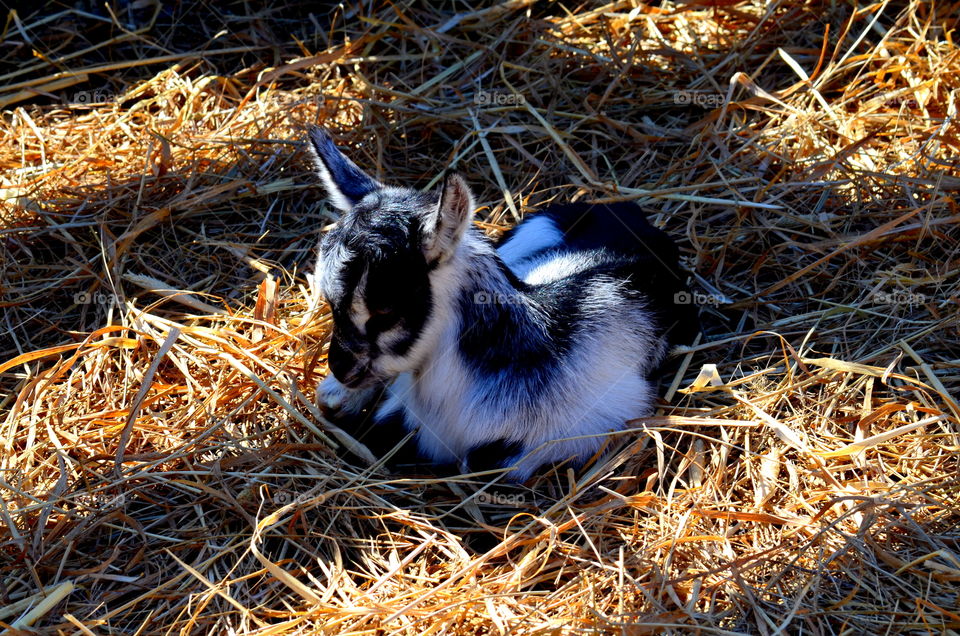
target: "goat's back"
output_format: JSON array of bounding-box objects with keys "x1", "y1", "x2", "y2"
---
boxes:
[{"x1": 497, "y1": 202, "x2": 699, "y2": 346}]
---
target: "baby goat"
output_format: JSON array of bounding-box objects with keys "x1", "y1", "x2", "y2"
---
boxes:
[{"x1": 308, "y1": 127, "x2": 698, "y2": 482}]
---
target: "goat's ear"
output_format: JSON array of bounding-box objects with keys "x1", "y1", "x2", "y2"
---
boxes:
[
  {"x1": 424, "y1": 173, "x2": 474, "y2": 263},
  {"x1": 307, "y1": 127, "x2": 380, "y2": 212}
]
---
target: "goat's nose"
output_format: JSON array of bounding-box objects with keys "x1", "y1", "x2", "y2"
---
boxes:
[
  {"x1": 329, "y1": 336, "x2": 357, "y2": 377},
  {"x1": 328, "y1": 335, "x2": 371, "y2": 387}
]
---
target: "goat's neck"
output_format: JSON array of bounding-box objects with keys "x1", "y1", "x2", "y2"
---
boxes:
[
  {"x1": 460, "y1": 232, "x2": 526, "y2": 298},
  {"x1": 417, "y1": 232, "x2": 551, "y2": 376}
]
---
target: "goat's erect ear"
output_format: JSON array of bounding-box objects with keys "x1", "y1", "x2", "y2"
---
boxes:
[
  {"x1": 307, "y1": 126, "x2": 381, "y2": 212},
  {"x1": 424, "y1": 173, "x2": 474, "y2": 264}
]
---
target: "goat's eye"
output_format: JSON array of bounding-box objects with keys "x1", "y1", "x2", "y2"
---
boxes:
[{"x1": 366, "y1": 306, "x2": 400, "y2": 331}]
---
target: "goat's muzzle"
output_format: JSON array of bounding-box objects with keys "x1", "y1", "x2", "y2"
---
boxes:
[{"x1": 328, "y1": 333, "x2": 373, "y2": 388}]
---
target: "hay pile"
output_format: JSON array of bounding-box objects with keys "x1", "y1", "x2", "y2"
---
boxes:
[{"x1": 1, "y1": 1, "x2": 958, "y2": 632}]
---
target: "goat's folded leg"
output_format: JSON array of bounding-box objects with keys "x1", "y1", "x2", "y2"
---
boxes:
[{"x1": 317, "y1": 375, "x2": 428, "y2": 470}]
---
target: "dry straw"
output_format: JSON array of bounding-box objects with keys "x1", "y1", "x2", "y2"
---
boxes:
[{"x1": 1, "y1": 1, "x2": 958, "y2": 633}]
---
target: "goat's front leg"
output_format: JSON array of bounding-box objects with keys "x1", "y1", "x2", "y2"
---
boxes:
[{"x1": 316, "y1": 374, "x2": 381, "y2": 419}]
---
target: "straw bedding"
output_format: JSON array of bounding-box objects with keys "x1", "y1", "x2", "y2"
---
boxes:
[{"x1": 0, "y1": 1, "x2": 958, "y2": 633}]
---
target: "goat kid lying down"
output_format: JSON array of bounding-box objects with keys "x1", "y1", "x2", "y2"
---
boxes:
[{"x1": 308, "y1": 127, "x2": 699, "y2": 482}]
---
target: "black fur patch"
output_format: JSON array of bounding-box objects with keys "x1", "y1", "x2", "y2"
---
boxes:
[
  {"x1": 365, "y1": 410, "x2": 459, "y2": 476},
  {"x1": 455, "y1": 282, "x2": 567, "y2": 404},
  {"x1": 337, "y1": 407, "x2": 420, "y2": 469},
  {"x1": 364, "y1": 254, "x2": 431, "y2": 356},
  {"x1": 456, "y1": 238, "x2": 634, "y2": 401},
  {"x1": 465, "y1": 438, "x2": 524, "y2": 473}
]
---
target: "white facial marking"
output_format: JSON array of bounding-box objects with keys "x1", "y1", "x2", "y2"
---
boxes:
[
  {"x1": 315, "y1": 242, "x2": 353, "y2": 304},
  {"x1": 349, "y1": 270, "x2": 370, "y2": 335}
]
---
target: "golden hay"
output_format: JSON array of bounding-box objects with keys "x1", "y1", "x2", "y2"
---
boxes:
[{"x1": 1, "y1": 1, "x2": 958, "y2": 633}]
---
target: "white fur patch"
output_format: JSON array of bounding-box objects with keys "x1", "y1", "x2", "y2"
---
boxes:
[
  {"x1": 314, "y1": 242, "x2": 353, "y2": 304},
  {"x1": 497, "y1": 215, "x2": 565, "y2": 277},
  {"x1": 521, "y1": 252, "x2": 596, "y2": 286}
]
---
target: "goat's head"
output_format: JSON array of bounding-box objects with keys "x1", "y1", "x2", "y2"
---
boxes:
[{"x1": 308, "y1": 127, "x2": 475, "y2": 388}]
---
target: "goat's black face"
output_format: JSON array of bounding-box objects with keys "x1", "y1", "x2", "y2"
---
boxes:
[
  {"x1": 318, "y1": 204, "x2": 434, "y2": 387},
  {"x1": 308, "y1": 127, "x2": 475, "y2": 387}
]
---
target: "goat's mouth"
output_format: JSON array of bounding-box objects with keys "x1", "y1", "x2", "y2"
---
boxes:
[{"x1": 338, "y1": 368, "x2": 377, "y2": 389}]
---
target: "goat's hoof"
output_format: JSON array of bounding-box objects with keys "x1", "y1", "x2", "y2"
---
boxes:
[
  {"x1": 317, "y1": 375, "x2": 350, "y2": 417},
  {"x1": 317, "y1": 375, "x2": 377, "y2": 419}
]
